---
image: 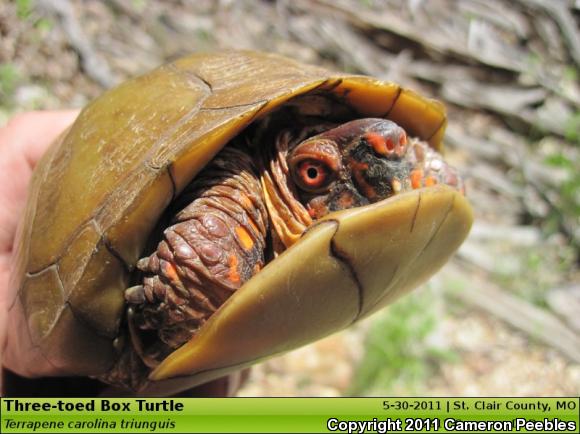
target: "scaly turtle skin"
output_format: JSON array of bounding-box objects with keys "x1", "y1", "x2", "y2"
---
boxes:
[{"x1": 4, "y1": 51, "x2": 473, "y2": 396}]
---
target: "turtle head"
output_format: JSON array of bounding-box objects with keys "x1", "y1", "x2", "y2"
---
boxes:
[{"x1": 287, "y1": 118, "x2": 465, "y2": 220}]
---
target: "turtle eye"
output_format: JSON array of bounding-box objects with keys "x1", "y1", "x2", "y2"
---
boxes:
[{"x1": 295, "y1": 159, "x2": 332, "y2": 192}]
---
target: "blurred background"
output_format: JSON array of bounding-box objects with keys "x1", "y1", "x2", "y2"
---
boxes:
[{"x1": 1, "y1": 0, "x2": 579, "y2": 396}]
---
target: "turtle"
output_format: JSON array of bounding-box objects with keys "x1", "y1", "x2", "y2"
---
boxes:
[{"x1": 3, "y1": 50, "x2": 473, "y2": 396}]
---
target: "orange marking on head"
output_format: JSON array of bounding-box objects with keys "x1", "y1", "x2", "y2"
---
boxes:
[
  {"x1": 410, "y1": 169, "x2": 424, "y2": 189},
  {"x1": 399, "y1": 133, "x2": 407, "y2": 146},
  {"x1": 349, "y1": 157, "x2": 376, "y2": 200},
  {"x1": 425, "y1": 176, "x2": 437, "y2": 187},
  {"x1": 228, "y1": 254, "x2": 240, "y2": 283},
  {"x1": 163, "y1": 261, "x2": 179, "y2": 282},
  {"x1": 350, "y1": 159, "x2": 368, "y2": 171},
  {"x1": 235, "y1": 226, "x2": 254, "y2": 250},
  {"x1": 366, "y1": 132, "x2": 387, "y2": 155},
  {"x1": 353, "y1": 170, "x2": 377, "y2": 200}
]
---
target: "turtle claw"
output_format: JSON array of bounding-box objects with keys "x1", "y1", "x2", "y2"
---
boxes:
[
  {"x1": 137, "y1": 257, "x2": 150, "y2": 271},
  {"x1": 125, "y1": 285, "x2": 146, "y2": 304}
]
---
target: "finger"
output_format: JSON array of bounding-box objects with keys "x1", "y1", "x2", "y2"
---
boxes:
[
  {"x1": 0, "y1": 111, "x2": 80, "y2": 393},
  {"x1": 0, "y1": 110, "x2": 80, "y2": 169},
  {"x1": 0, "y1": 111, "x2": 79, "y2": 253}
]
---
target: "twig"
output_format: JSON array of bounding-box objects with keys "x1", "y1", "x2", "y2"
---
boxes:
[
  {"x1": 513, "y1": 0, "x2": 580, "y2": 67},
  {"x1": 299, "y1": 0, "x2": 527, "y2": 72},
  {"x1": 38, "y1": 0, "x2": 117, "y2": 88},
  {"x1": 443, "y1": 264, "x2": 580, "y2": 364},
  {"x1": 546, "y1": 284, "x2": 580, "y2": 333}
]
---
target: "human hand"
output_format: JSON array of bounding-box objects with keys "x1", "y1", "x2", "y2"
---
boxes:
[
  {"x1": 0, "y1": 110, "x2": 79, "y2": 385},
  {"x1": 0, "y1": 110, "x2": 248, "y2": 397}
]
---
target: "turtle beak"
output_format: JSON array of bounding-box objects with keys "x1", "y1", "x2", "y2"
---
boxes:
[{"x1": 146, "y1": 185, "x2": 472, "y2": 392}]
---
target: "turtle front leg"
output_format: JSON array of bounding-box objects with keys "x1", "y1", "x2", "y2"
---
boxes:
[{"x1": 125, "y1": 146, "x2": 269, "y2": 370}]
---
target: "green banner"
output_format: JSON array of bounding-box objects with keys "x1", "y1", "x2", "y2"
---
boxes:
[{"x1": 1, "y1": 398, "x2": 578, "y2": 433}]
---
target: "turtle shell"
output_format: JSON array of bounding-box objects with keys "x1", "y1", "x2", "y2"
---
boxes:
[{"x1": 5, "y1": 50, "x2": 469, "y2": 395}]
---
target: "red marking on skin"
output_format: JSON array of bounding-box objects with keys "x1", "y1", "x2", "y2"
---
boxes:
[
  {"x1": 350, "y1": 159, "x2": 369, "y2": 172},
  {"x1": 228, "y1": 254, "x2": 240, "y2": 284},
  {"x1": 307, "y1": 197, "x2": 329, "y2": 219},
  {"x1": 163, "y1": 262, "x2": 179, "y2": 283},
  {"x1": 366, "y1": 132, "x2": 388, "y2": 155},
  {"x1": 349, "y1": 158, "x2": 376, "y2": 199},
  {"x1": 358, "y1": 179, "x2": 377, "y2": 199},
  {"x1": 235, "y1": 226, "x2": 254, "y2": 250},
  {"x1": 425, "y1": 176, "x2": 437, "y2": 187},
  {"x1": 353, "y1": 171, "x2": 377, "y2": 200},
  {"x1": 385, "y1": 137, "x2": 395, "y2": 151},
  {"x1": 410, "y1": 169, "x2": 424, "y2": 189},
  {"x1": 307, "y1": 203, "x2": 328, "y2": 219}
]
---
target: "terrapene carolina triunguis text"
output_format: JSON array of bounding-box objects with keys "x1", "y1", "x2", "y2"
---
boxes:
[{"x1": 4, "y1": 51, "x2": 473, "y2": 396}]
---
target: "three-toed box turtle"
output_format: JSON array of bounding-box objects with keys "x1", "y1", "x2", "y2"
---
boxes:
[{"x1": 4, "y1": 51, "x2": 472, "y2": 396}]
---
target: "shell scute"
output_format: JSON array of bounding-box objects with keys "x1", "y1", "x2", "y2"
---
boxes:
[{"x1": 9, "y1": 51, "x2": 450, "y2": 382}]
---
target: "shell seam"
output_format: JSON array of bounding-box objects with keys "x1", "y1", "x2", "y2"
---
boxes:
[
  {"x1": 426, "y1": 117, "x2": 447, "y2": 142},
  {"x1": 167, "y1": 165, "x2": 177, "y2": 201},
  {"x1": 420, "y1": 193, "x2": 455, "y2": 253},
  {"x1": 382, "y1": 86, "x2": 402, "y2": 117},
  {"x1": 364, "y1": 192, "x2": 456, "y2": 316},
  {"x1": 12, "y1": 264, "x2": 60, "y2": 311},
  {"x1": 94, "y1": 220, "x2": 132, "y2": 272},
  {"x1": 200, "y1": 100, "x2": 269, "y2": 111},
  {"x1": 321, "y1": 219, "x2": 365, "y2": 321},
  {"x1": 167, "y1": 63, "x2": 213, "y2": 94},
  {"x1": 410, "y1": 192, "x2": 422, "y2": 233}
]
